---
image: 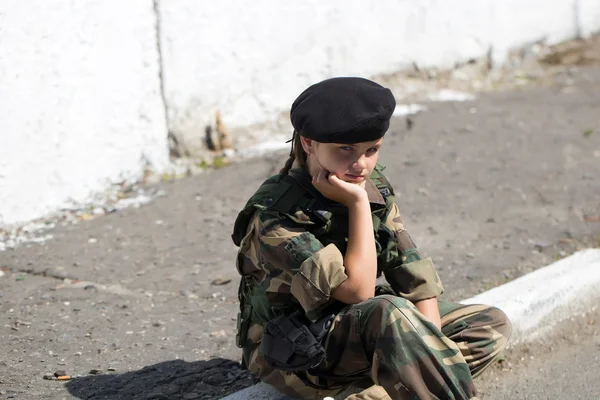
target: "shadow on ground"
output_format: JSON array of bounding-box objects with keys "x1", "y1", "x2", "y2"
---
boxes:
[{"x1": 65, "y1": 358, "x2": 259, "y2": 400}]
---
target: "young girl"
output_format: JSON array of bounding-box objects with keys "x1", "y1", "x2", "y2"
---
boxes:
[{"x1": 232, "y1": 77, "x2": 511, "y2": 400}]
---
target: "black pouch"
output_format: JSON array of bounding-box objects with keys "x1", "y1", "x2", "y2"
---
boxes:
[{"x1": 260, "y1": 312, "x2": 333, "y2": 371}]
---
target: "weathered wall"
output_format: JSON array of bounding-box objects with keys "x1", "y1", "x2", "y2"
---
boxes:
[
  {"x1": 159, "y1": 0, "x2": 600, "y2": 152},
  {"x1": 2, "y1": 0, "x2": 599, "y2": 227},
  {"x1": 0, "y1": 0, "x2": 169, "y2": 226}
]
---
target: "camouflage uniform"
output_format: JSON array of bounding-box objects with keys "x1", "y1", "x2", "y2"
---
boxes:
[{"x1": 232, "y1": 165, "x2": 511, "y2": 400}]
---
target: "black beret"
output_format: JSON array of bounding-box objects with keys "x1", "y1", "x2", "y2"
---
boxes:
[{"x1": 290, "y1": 77, "x2": 396, "y2": 144}]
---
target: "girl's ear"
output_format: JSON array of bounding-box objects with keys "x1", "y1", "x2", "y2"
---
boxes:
[{"x1": 300, "y1": 136, "x2": 314, "y2": 155}]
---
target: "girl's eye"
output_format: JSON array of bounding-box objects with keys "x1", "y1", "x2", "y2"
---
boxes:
[
  {"x1": 367, "y1": 147, "x2": 378, "y2": 153},
  {"x1": 339, "y1": 146, "x2": 353, "y2": 151}
]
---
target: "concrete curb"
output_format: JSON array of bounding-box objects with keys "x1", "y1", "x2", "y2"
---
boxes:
[
  {"x1": 222, "y1": 248, "x2": 600, "y2": 400},
  {"x1": 460, "y1": 248, "x2": 600, "y2": 345}
]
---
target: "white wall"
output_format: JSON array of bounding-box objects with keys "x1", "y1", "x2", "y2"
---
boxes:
[
  {"x1": 159, "y1": 0, "x2": 600, "y2": 145},
  {"x1": 1, "y1": 0, "x2": 599, "y2": 227},
  {"x1": 0, "y1": 0, "x2": 169, "y2": 227}
]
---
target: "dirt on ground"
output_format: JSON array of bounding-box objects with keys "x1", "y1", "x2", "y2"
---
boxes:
[
  {"x1": 476, "y1": 303, "x2": 600, "y2": 399},
  {"x1": 1, "y1": 46, "x2": 600, "y2": 399}
]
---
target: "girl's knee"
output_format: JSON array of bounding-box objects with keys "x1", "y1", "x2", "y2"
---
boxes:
[
  {"x1": 365, "y1": 294, "x2": 414, "y2": 311},
  {"x1": 359, "y1": 295, "x2": 426, "y2": 333},
  {"x1": 487, "y1": 306, "x2": 513, "y2": 338}
]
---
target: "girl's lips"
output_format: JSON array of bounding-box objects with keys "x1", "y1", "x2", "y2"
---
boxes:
[{"x1": 345, "y1": 174, "x2": 365, "y2": 181}]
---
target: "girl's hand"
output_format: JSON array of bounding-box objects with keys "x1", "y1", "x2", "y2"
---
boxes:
[{"x1": 312, "y1": 170, "x2": 368, "y2": 207}]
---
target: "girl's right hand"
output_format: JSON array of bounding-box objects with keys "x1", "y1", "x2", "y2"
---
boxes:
[{"x1": 312, "y1": 170, "x2": 368, "y2": 207}]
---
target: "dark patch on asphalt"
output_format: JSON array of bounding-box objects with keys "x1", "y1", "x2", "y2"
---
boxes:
[{"x1": 64, "y1": 358, "x2": 258, "y2": 399}]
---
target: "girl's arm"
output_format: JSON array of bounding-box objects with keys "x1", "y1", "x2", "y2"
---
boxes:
[
  {"x1": 311, "y1": 171, "x2": 378, "y2": 304},
  {"x1": 415, "y1": 297, "x2": 442, "y2": 330},
  {"x1": 382, "y1": 202, "x2": 444, "y2": 328},
  {"x1": 331, "y1": 195, "x2": 378, "y2": 304}
]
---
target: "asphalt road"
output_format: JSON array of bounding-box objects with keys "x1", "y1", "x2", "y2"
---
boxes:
[
  {"x1": 1, "y1": 65, "x2": 599, "y2": 399},
  {"x1": 477, "y1": 302, "x2": 600, "y2": 399}
]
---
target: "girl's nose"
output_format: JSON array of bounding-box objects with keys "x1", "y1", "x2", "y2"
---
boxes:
[{"x1": 354, "y1": 155, "x2": 367, "y2": 169}]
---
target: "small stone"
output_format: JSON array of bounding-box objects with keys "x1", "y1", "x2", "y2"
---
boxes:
[
  {"x1": 92, "y1": 207, "x2": 105, "y2": 215},
  {"x1": 211, "y1": 278, "x2": 232, "y2": 286},
  {"x1": 107, "y1": 367, "x2": 116, "y2": 372},
  {"x1": 75, "y1": 352, "x2": 82, "y2": 356},
  {"x1": 54, "y1": 370, "x2": 66, "y2": 377},
  {"x1": 203, "y1": 373, "x2": 226, "y2": 385},
  {"x1": 466, "y1": 253, "x2": 475, "y2": 258},
  {"x1": 532, "y1": 241, "x2": 549, "y2": 251},
  {"x1": 210, "y1": 330, "x2": 227, "y2": 338},
  {"x1": 43, "y1": 374, "x2": 55, "y2": 380},
  {"x1": 53, "y1": 270, "x2": 68, "y2": 279},
  {"x1": 88, "y1": 238, "x2": 97, "y2": 244},
  {"x1": 146, "y1": 391, "x2": 168, "y2": 400},
  {"x1": 180, "y1": 290, "x2": 198, "y2": 299},
  {"x1": 0, "y1": 270, "x2": 5, "y2": 277},
  {"x1": 89, "y1": 369, "x2": 103, "y2": 375}
]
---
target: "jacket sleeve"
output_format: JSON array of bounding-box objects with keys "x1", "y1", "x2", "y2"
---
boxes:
[
  {"x1": 382, "y1": 202, "x2": 444, "y2": 302},
  {"x1": 256, "y1": 210, "x2": 348, "y2": 321}
]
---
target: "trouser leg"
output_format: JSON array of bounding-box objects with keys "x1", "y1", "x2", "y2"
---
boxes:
[
  {"x1": 248, "y1": 296, "x2": 481, "y2": 399},
  {"x1": 438, "y1": 301, "x2": 513, "y2": 378},
  {"x1": 323, "y1": 295, "x2": 477, "y2": 400}
]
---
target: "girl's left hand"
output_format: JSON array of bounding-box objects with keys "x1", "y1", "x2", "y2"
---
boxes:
[{"x1": 312, "y1": 170, "x2": 367, "y2": 206}]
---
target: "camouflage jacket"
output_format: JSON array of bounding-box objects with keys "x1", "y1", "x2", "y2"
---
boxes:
[{"x1": 231, "y1": 164, "x2": 444, "y2": 352}]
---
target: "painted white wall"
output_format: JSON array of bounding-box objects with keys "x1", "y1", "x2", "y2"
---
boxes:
[
  {"x1": 159, "y1": 0, "x2": 600, "y2": 141},
  {"x1": 0, "y1": 0, "x2": 169, "y2": 227},
  {"x1": 2, "y1": 0, "x2": 599, "y2": 227},
  {"x1": 580, "y1": 0, "x2": 600, "y2": 37}
]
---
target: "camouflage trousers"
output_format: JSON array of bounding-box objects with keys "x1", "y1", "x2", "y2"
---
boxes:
[{"x1": 247, "y1": 295, "x2": 512, "y2": 400}]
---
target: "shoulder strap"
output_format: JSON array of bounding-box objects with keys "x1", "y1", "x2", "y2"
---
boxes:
[
  {"x1": 269, "y1": 174, "x2": 317, "y2": 215},
  {"x1": 231, "y1": 172, "x2": 323, "y2": 246},
  {"x1": 231, "y1": 174, "x2": 285, "y2": 246},
  {"x1": 369, "y1": 164, "x2": 396, "y2": 230},
  {"x1": 370, "y1": 163, "x2": 395, "y2": 198}
]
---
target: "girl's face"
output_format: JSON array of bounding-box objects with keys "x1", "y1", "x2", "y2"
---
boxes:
[{"x1": 301, "y1": 137, "x2": 384, "y2": 185}]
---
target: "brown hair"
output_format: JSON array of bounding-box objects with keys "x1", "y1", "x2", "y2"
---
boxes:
[{"x1": 279, "y1": 131, "x2": 307, "y2": 175}]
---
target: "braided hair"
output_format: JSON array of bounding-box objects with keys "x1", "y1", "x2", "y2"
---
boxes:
[{"x1": 279, "y1": 131, "x2": 307, "y2": 175}]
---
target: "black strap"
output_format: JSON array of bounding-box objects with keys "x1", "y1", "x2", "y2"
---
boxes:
[{"x1": 268, "y1": 174, "x2": 323, "y2": 224}]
